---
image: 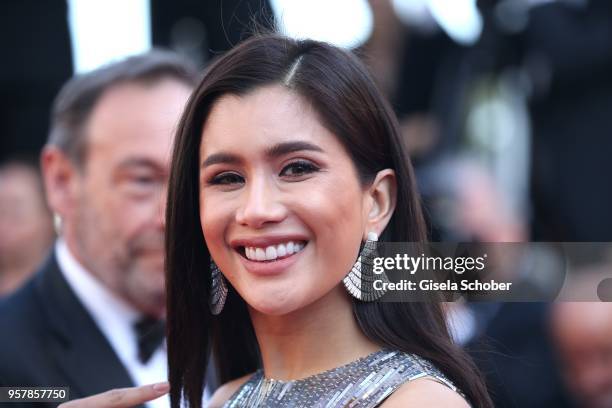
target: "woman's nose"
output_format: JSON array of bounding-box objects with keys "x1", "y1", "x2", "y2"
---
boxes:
[{"x1": 235, "y1": 179, "x2": 287, "y2": 228}]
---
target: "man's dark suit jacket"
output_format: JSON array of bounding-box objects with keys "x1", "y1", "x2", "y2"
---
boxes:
[
  {"x1": 467, "y1": 303, "x2": 575, "y2": 408},
  {"x1": 0, "y1": 253, "x2": 143, "y2": 408}
]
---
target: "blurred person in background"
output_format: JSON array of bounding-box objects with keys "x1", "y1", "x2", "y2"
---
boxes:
[
  {"x1": 374, "y1": 0, "x2": 611, "y2": 406},
  {"x1": 0, "y1": 158, "x2": 55, "y2": 297},
  {"x1": 419, "y1": 158, "x2": 573, "y2": 407},
  {"x1": 0, "y1": 51, "x2": 197, "y2": 408},
  {"x1": 552, "y1": 302, "x2": 612, "y2": 408}
]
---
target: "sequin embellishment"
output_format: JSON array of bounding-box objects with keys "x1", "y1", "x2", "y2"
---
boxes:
[{"x1": 223, "y1": 349, "x2": 464, "y2": 407}]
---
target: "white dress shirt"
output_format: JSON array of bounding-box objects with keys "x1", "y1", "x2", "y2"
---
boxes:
[{"x1": 56, "y1": 239, "x2": 169, "y2": 408}]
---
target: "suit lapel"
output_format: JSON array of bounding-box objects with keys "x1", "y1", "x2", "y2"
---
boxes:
[{"x1": 35, "y1": 254, "x2": 138, "y2": 399}]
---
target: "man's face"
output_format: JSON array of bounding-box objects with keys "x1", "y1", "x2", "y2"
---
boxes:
[
  {"x1": 68, "y1": 79, "x2": 191, "y2": 317},
  {"x1": 553, "y1": 303, "x2": 612, "y2": 408},
  {"x1": 0, "y1": 164, "x2": 54, "y2": 294}
]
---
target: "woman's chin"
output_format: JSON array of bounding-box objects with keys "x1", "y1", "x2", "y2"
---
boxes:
[{"x1": 247, "y1": 296, "x2": 302, "y2": 317}]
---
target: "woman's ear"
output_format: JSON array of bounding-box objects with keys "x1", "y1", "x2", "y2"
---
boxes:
[{"x1": 364, "y1": 169, "x2": 397, "y2": 239}]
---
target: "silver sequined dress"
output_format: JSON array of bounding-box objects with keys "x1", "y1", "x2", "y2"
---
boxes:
[{"x1": 222, "y1": 349, "x2": 464, "y2": 407}]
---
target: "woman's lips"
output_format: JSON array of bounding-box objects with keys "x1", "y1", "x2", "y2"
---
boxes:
[{"x1": 237, "y1": 242, "x2": 307, "y2": 276}]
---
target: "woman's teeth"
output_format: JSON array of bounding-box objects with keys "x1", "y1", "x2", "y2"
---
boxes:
[{"x1": 244, "y1": 241, "x2": 305, "y2": 261}]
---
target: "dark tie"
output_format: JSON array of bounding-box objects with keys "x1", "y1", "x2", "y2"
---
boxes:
[{"x1": 133, "y1": 317, "x2": 166, "y2": 364}]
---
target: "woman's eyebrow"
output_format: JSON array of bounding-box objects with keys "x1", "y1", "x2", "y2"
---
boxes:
[
  {"x1": 265, "y1": 141, "x2": 324, "y2": 158},
  {"x1": 201, "y1": 153, "x2": 242, "y2": 168},
  {"x1": 202, "y1": 141, "x2": 324, "y2": 168}
]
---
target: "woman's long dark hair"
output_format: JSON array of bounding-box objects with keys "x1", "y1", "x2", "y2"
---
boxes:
[{"x1": 166, "y1": 34, "x2": 492, "y2": 407}]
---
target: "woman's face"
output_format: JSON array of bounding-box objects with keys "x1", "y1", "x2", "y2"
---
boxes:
[{"x1": 199, "y1": 85, "x2": 372, "y2": 315}]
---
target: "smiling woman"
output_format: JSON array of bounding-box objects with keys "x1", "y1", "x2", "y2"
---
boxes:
[
  {"x1": 165, "y1": 34, "x2": 492, "y2": 408},
  {"x1": 199, "y1": 86, "x2": 384, "y2": 317}
]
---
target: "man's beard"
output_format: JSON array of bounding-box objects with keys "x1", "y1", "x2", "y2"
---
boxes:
[
  {"x1": 120, "y1": 231, "x2": 167, "y2": 314},
  {"x1": 74, "y1": 205, "x2": 166, "y2": 314}
]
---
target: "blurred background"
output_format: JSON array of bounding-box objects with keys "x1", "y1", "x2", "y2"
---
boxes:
[{"x1": 1, "y1": 0, "x2": 611, "y2": 407}]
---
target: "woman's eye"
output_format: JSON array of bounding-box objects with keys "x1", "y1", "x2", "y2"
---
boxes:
[
  {"x1": 280, "y1": 161, "x2": 320, "y2": 178},
  {"x1": 210, "y1": 172, "x2": 244, "y2": 185}
]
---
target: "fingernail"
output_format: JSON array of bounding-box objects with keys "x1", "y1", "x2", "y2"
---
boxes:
[{"x1": 153, "y1": 382, "x2": 170, "y2": 394}]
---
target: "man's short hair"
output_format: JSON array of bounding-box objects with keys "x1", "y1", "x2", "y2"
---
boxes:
[{"x1": 48, "y1": 50, "x2": 199, "y2": 166}]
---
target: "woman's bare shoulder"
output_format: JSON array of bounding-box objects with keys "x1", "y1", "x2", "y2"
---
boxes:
[
  {"x1": 379, "y1": 376, "x2": 470, "y2": 408},
  {"x1": 207, "y1": 373, "x2": 254, "y2": 408}
]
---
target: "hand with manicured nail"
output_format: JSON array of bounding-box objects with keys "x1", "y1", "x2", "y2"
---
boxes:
[{"x1": 58, "y1": 382, "x2": 169, "y2": 408}]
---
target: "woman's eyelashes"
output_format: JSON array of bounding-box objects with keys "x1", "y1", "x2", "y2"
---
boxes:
[
  {"x1": 279, "y1": 160, "x2": 320, "y2": 178},
  {"x1": 210, "y1": 172, "x2": 244, "y2": 185},
  {"x1": 208, "y1": 160, "x2": 321, "y2": 186}
]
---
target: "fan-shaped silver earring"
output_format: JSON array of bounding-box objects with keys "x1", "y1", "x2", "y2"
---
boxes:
[
  {"x1": 209, "y1": 259, "x2": 228, "y2": 315},
  {"x1": 343, "y1": 232, "x2": 389, "y2": 301}
]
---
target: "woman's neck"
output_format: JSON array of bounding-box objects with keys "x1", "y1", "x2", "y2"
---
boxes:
[{"x1": 248, "y1": 285, "x2": 381, "y2": 381}]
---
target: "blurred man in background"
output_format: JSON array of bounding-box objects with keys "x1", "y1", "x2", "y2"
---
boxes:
[
  {"x1": 0, "y1": 158, "x2": 54, "y2": 297},
  {"x1": 552, "y1": 302, "x2": 612, "y2": 408},
  {"x1": 420, "y1": 158, "x2": 572, "y2": 407},
  {"x1": 0, "y1": 51, "x2": 197, "y2": 408}
]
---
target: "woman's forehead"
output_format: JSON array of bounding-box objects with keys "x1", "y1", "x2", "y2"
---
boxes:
[{"x1": 199, "y1": 85, "x2": 341, "y2": 156}]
